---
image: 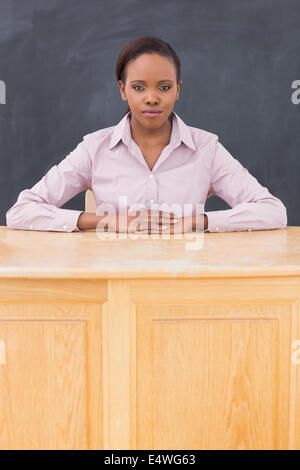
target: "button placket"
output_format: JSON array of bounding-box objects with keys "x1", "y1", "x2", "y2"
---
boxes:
[{"x1": 146, "y1": 171, "x2": 157, "y2": 206}]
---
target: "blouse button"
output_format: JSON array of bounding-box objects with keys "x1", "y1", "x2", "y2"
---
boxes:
[
  {"x1": 149, "y1": 174, "x2": 153, "y2": 178},
  {"x1": 150, "y1": 199, "x2": 154, "y2": 203},
  {"x1": 29, "y1": 225, "x2": 33, "y2": 230},
  {"x1": 248, "y1": 228, "x2": 252, "y2": 231},
  {"x1": 216, "y1": 227, "x2": 219, "y2": 231},
  {"x1": 63, "y1": 225, "x2": 67, "y2": 230}
]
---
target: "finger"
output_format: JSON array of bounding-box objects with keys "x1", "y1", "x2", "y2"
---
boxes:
[
  {"x1": 137, "y1": 223, "x2": 169, "y2": 233},
  {"x1": 158, "y1": 210, "x2": 181, "y2": 219},
  {"x1": 144, "y1": 209, "x2": 181, "y2": 219},
  {"x1": 140, "y1": 219, "x2": 179, "y2": 227},
  {"x1": 131, "y1": 209, "x2": 181, "y2": 219},
  {"x1": 140, "y1": 214, "x2": 180, "y2": 224},
  {"x1": 139, "y1": 223, "x2": 164, "y2": 231},
  {"x1": 162, "y1": 211, "x2": 181, "y2": 218}
]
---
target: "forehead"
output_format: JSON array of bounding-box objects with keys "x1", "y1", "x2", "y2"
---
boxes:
[{"x1": 126, "y1": 53, "x2": 176, "y2": 79}]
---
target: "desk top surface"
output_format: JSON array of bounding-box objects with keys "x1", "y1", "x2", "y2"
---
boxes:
[{"x1": 0, "y1": 226, "x2": 300, "y2": 279}]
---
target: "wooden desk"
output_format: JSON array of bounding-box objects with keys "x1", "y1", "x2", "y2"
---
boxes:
[{"x1": 0, "y1": 225, "x2": 300, "y2": 450}]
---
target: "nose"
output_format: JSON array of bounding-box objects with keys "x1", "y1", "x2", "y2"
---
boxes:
[{"x1": 145, "y1": 95, "x2": 159, "y2": 105}]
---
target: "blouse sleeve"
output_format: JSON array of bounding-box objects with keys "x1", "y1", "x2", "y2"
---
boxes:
[
  {"x1": 6, "y1": 138, "x2": 92, "y2": 232},
  {"x1": 204, "y1": 137, "x2": 287, "y2": 232}
]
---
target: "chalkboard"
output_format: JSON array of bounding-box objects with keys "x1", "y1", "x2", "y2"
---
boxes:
[{"x1": 1, "y1": 0, "x2": 299, "y2": 226}]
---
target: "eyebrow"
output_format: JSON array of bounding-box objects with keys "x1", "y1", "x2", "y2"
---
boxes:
[{"x1": 130, "y1": 79, "x2": 174, "y2": 84}]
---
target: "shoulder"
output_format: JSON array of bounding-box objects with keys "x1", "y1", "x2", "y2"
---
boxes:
[
  {"x1": 188, "y1": 125, "x2": 219, "y2": 150},
  {"x1": 175, "y1": 113, "x2": 219, "y2": 150},
  {"x1": 81, "y1": 124, "x2": 115, "y2": 156}
]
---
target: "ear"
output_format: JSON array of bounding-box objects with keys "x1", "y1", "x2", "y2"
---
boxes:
[
  {"x1": 118, "y1": 80, "x2": 127, "y2": 101},
  {"x1": 176, "y1": 80, "x2": 183, "y2": 100}
]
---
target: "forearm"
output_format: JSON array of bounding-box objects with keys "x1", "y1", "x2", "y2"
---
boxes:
[
  {"x1": 77, "y1": 212, "x2": 108, "y2": 230},
  {"x1": 77, "y1": 212, "x2": 137, "y2": 232}
]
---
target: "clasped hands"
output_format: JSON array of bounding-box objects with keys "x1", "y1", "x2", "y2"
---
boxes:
[
  {"x1": 130, "y1": 208, "x2": 191, "y2": 234},
  {"x1": 97, "y1": 208, "x2": 205, "y2": 234}
]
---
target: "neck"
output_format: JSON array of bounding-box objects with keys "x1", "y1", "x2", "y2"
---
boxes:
[{"x1": 129, "y1": 113, "x2": 173, "y2": 147}]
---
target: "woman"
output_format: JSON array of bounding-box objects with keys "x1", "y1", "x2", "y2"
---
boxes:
[{"x1": 6, "y1": 36, "x2": 287, "y2": 234}]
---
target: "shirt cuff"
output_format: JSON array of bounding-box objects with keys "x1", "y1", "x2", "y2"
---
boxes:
[
  {"x1": 50, "y1": 209, "x2": 84, "y2": 232},
  {"x1": 205, "y1": 209, "x2": 252, "y2": 233}
]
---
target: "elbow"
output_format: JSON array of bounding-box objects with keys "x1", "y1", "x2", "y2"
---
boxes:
[
  {"x1": 279, "y1": 206, "x2": 288, "y2": 229},
  {"x1": 259, "y1": 197, "x2": 288, "y2": 230},
  {"x1": 6, "y1": 212, "x2": 18, "y2": 230},
  {"x1": 6, "y1": 207, "x2": 16, "y2": 228},
  {"x1": 6, "y1": 189, "x2": 37, "y2": 229},
  {"x1": 6, "y1": 206, "x2": 25, "y2": 229},
  {"x1": 275, "y1": 201, "x2": 288, "y2": 229}
]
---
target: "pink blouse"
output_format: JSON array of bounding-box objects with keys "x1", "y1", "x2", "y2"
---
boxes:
[{"x1": 6, "y1": 111, "x2": 287, "y2": 233}]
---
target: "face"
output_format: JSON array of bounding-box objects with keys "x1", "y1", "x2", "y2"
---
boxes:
[{"x1": 118, "y1": 53, "x2": 182, "y2": 127}]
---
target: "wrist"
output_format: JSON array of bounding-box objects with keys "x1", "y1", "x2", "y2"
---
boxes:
[
  {"x1": 192, "y1": 214, "x2": 208, "y2": 231},
  {"x1": 78, "y1": 212, "x2": 108, "y2": 230}
]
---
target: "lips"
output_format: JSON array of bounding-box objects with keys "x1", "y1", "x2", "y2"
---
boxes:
[
  {"x1": 142, "y1": 110, "x2": 162, "y2": 118},
  {"x1": 142, "y1": 110, "x2": 162, "y2": 114}
]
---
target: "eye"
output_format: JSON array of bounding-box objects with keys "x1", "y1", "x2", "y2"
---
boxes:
[{"x1": 132, "y1": 85, "x2": 171, "y2": 91}]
